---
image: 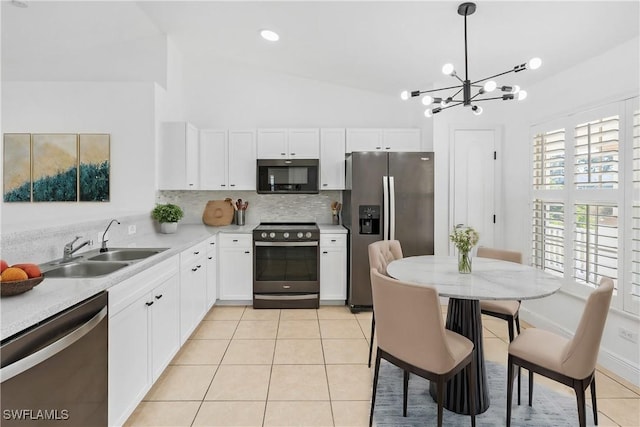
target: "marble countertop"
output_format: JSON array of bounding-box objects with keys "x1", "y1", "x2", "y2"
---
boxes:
[{"x1": 317, "y1": 224, "x2": 348, "y2": 233}]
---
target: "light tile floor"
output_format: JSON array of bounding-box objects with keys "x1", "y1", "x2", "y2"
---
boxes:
[{"x1": 125, "y1": 305, "x2": 640, "y2": 427}]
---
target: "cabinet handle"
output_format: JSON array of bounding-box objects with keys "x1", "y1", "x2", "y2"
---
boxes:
[
  {"x1": 210, "y1": 242, "x2": 215, "y2": 245},
  {"x1": 244, "y1": 251, "x2": 250, "y2": 254},
  {"x1": 189, "y1": 183, "x2": 194, "y2": 186},
  {"x1": 290, "y1": 152, "x2": 296, "y2": 156},
  {"x1": 331, "y1": 239, "x2": 337, "y2": 242},
  {"x1": 194, "y1": 251, "x2": 200, "y2": 255},
  {"x1": 282, "y1": 285, "x2": 291, "y2": 289},
  {"x1": 233, "y1": 239, "x2": 238, "y2": 242},
  {"x1": 230, "y1": 184, "x2": 236, "y2": 187},
  {"x1": 280, "y1": 152, "x2": 286, "y2": 155},
  {"x1": 208, "y1": 256, "x2": 213, "y2": 260},
  {"x1": 197, "y1": 264, "x2": 202, "y2": 268},
  {"x1": 385, "y1": 147, "x2": 391, "y2": 150},
  {"x1": 221, "y1": 184, "x2": 226, "y2": 187},
  {"x1": 145, "y1": 301, "x2": 154, "y2": 307},
  {"x1": 323, "y1": 251, "x2": 328, "y2": 254},
  {"x1": 322, "y1": 183, "x2": 328, "y2": 187},
  {"x1": 155, "y1": 294, "x2": 163, "y2": 300},
  {"x1": 375, "y1": 146, "x2": 381, "y2": 150},
  {"x1": 192, "y1": 267, "x2": 198, "y2": 272}
]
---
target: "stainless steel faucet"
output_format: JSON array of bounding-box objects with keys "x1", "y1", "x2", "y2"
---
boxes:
[
  {"x1": 63, "y1": 236, "x2": 91, "y2": 260},
  {"x1": 100, "y1": 219, "x2": 121, "y2": 252}
]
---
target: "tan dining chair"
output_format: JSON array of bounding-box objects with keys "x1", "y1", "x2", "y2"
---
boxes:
[
  {"x1": 506, "y1": 277, "x2": 614, "y2": 427},
  {"x1": 367, "y1": 240, "x2": 404, "y2": 367},
  {"x1": 477, "y1": 246, "x2": 524, "y2": 342},
  {"x1": 369, "y1": 268, "x2": 476, "y2": 427}
]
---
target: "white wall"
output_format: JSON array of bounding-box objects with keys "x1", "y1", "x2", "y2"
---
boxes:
[
  {"x1": 435, "y1": 37, "x2": 640, "y2": 385},
  {"x1": 1, "y1": 81, "x2": 158, "y2": 232}
]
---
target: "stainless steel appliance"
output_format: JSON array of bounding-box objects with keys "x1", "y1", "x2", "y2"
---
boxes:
[
  {"x1": 1, "y1": 292, "x2": 108, "y2": 427},
  {"x1": 343, "y1": 151, "x2": 435, "y2": 310},
  {"x1": 253, "y1": 222, "x2": 320, "y2": 308},
  {"x1": 257, "y1": 159, "x2": 319, "y2": 194}
]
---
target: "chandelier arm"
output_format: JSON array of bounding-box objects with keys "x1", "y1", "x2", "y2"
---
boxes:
[
  {"x1": 441, "y1": 101, "x2": 465, "y2": 111},
  {"x1": 470, "y1": 68, "x2": 518, "y2": 85},
  {"x1": 414, "y1": 84, "x2": 464, "y2": 95},
  {"x1": 473, "y1": 96, "x2": 514, "y2": 102}
]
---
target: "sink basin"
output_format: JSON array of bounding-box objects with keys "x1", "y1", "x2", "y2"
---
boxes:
[
  {"x1": 44, "y1": 261, "x2": 129, "y2": 278},
  {"x1": 87, "y1": 248, "x2": 167, "y2": 262}
]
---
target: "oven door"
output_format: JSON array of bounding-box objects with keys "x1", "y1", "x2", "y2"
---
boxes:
[{"x1": 253, "y1": 241, "x2": 319, "y2": 294}]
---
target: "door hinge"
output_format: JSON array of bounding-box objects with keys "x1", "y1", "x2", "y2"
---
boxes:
[
  {"x1": 493, "y1": 151, "x2": 497, "y2": 160},
  {"x1": 493, "y1": 214, "x2": 496, "y2": 224}
]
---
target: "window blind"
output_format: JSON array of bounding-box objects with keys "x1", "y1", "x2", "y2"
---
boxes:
[
  {"x1": 533, "y1": 128, "x2": 565, "y2": 190},
  {"x1": 574, "y1": 116, "x2": 619, "y2": 189},
  {"x1": 532, "y1": 200, "x2": 564, "y2": 276}
]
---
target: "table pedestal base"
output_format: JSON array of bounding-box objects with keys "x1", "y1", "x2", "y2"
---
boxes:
[{"x1": 429, "y1": 298, "x2": 489, "y2": 415}]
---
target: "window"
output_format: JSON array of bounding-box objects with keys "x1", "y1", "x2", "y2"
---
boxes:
[
  {"x1": 574, "y1": 116, "x2": 619, "y2": 189},
  {"x1": 533, "y1": 129, "x2": 565, "y2": 189},
  {"x1": 632, "y1": 204, "x2": 640, "y2": 299},
  {"x1": 532, "y1": 200, "x2": 564, "y2": 276}
]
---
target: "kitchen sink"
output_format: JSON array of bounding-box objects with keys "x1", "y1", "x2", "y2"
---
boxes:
[
  {"x1": 43, "y1": 261, "x2": 129, "y2": 278},
  {"x1": 87, "y1": 248, "x2": 167, "y2": 262}
]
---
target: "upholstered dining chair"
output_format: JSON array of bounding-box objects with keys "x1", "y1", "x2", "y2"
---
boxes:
[
  {"x1": 369, "y1": 268, "x2": 476, "y2": 427},
  {"x1": 367, "y1": 240, "x2": 404, "y2": 367},
  {"x1": 506, "y1": 277, "x2": 614, "y2": 427}
]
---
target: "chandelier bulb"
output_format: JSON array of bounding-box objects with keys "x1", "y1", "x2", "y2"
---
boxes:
[
  {"x1": 528, "y1": 57, "x2": 542, "y2": 70},
  {"x1": 517, "y1": 90, "x2": 528, "y2": 101},
  {"x1": 424, "y1": 109, "x2": 433, "y2": 118},
  {"x1": 511, "y1": 85, "x2": 521, "y2": 94},
  {"x1": 421, "y1": 95, "x2": 434, "y2": 106},
  {"x1": 442, "y1": 63, "x2": 455, "y2": 76},
  {"x1": 400, "y1": 90, "x2": 409, "y2": 101},
  {"x1": 483, "y1": 80, "x2": 497, "y2": 92},
  {"x1": 472, "y1": 105, "x2": 483, "y2": 116}
]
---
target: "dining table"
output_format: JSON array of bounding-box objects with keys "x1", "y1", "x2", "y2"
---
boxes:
[{"x1": 386, "y1": 255, "x2": 562, "y2": 415}]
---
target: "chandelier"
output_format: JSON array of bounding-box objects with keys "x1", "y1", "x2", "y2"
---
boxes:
[{"x1": 401, "y1": 2, "x2": 541, "y2": 117}]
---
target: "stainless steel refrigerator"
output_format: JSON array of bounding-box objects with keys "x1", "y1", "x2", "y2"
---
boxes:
[{"x1": 343, "y1": 151, "x2": 435, "y2": 310}]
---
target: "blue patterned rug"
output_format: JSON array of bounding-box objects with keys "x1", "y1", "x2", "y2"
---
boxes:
[{"x1": 373, "y1": 360, "x2": 595, "y2": 426}]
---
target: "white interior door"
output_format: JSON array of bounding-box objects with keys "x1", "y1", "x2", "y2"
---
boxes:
[{"x1": 451, "y1": 129, "x2": 496, "y2": 251}]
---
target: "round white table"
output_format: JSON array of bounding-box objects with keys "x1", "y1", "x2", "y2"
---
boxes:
[{"x1": 386, "y1": 255, "x2": 562, "y2": 415}]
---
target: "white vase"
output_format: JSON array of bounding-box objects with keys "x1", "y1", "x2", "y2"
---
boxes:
[{"x1": 160, "y1": 222, "x2": 178, "y2": 234}]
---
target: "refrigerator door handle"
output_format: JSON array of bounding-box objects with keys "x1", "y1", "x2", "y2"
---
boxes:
[
  {"x1": 382, "y1": 175, "x2": 389, "y2": 240},
  {"x1": 389, "y1": 176, "x2": 396, "y2": 240}
]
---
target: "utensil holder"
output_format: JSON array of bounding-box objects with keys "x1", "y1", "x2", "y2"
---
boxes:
[
  {"x1": 332, "y1": 214, "x2": 340, "y2": 225},
  {"x1": 235, "y1": 210, "x2": 246, "y2": 226}
]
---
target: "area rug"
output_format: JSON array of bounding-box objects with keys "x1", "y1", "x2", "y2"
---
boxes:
[{"x1": 373, "y1": 360, "x2": 595, "y2": 427}]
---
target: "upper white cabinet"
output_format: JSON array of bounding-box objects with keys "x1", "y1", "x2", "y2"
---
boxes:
[
  {"x1": 257, "y1": 128, "x2": 319, "y2": 159},
  {"x1": 159, "y1": 122, "x2": 199, "y2": 190},
  {"x1": 346, "y1": 128, "x2": 421, "y2": 153},
  {"x1": 200, "y1": 129, "x2": 256, "y2": 190},
  {"x1": 320, "y1": 128, "x2": 346, "y2": 190}
]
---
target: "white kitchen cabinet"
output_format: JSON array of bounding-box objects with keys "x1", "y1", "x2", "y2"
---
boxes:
[
  {"x1": 218, "y1": 234, "x2": 253, "y2": 301},
  {"x1": 159, "y1": 122, "x2": 199, "y2": 189},
  {"x1": 320, "y1": 234, "x2": 347, "y2": 302},
  {"x1": 257, "y1": 128, "x2": 319, "y2": 159},
  {"x1": 346, "y1": 128, "x2": 421, "y2": 152},
  {"x1": 108, "y1": 257, "x2": 180, "y2": 427},
  {"x1": 205, "y1": 235, "x2": 218, "y2": 308},
  {"x1": 199, "y1": 129, "x2": 227, "y2": 190},
  {"x1": 179, "y1": 242, "x2": 208, "y2": 344},
  {"x1": 320, "y1": 128, "x2": 346, "y2": 190},
  {"x1": 228, "y1": 130, "x2": 257, "y2": 190}
]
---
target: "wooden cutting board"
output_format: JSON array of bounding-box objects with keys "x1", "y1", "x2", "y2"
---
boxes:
[{"x1": 202, "y1": 200, "x2": 234, "y2": 226}]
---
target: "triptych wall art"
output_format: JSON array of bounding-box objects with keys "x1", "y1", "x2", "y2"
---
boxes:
[{"x1": 3, "y1": 133, "x2": 110, "y2": 202}]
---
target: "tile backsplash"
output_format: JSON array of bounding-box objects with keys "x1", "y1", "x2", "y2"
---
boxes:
[{"x1": 156, "y1": 191, "x2": 343, "y2": 225}]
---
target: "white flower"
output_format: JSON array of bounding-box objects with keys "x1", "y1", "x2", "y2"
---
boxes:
[{"x1": 449, "y1": 225, "x2": 479, "y2": 253}]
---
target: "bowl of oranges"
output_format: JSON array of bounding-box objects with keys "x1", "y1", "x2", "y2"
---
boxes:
[{"x1": 1, "y1": 260, "x2": 44, "y2": 297}]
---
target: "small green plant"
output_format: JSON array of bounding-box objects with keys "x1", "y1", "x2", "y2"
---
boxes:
[{"x1": 151, "y1": 203, "x2": 184, "y2": 223}]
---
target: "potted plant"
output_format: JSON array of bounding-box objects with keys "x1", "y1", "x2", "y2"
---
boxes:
[{"x1": 151, "y1": 203, "x2": 184, "y2": 234}]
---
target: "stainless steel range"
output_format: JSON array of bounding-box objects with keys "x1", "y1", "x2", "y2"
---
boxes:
[{"x1": 253, "y1": 222, "x2": 320, "y2": 309}]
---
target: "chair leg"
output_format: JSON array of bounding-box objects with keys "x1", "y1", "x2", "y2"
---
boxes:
[
  {"x1": 590, "y1": 376, "x2": 598, "y2": 425},
  {"x1": 506, "y1": 357, "x2": 515, "y2": 427},
  {"x1": 436, "y1": 378, "x2": 444, "y2": 427},
  {"x1": 528, "y1": 370, "x2": 534, "y2": 406},
  {"x1": 507, "y1": 317, "x2": 515, "y2": 342},
  {"x1": 515, "y1": 313, "x2": 521, "y2": 336},
  {"x1": 574, "y1": 380, "x2": 587, "y2": 427},
  {"x1": 403, "y1": 370, "x2": 409, "y2": 417},
  {"x1": 517, "y1": 367, "x2": 521, "y2": 405},
  {"x1": 467, "y1": 355, "x2": 477, "y2": 427},
  {"x1": 369, "y1": 350, "x2": 382, "y2": 427},
  {"x1": 368, "y1": 313, "x2": 375, "y2": 368}
]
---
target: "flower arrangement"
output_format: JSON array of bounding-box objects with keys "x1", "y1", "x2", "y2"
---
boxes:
[{"x1": 449, "y1": 225, "x2": 479, "y2": 273}]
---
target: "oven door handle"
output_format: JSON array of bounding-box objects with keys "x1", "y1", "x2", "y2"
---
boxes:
[{"x1": 254, "y1": 241, "x2": 319, "y2": 247}]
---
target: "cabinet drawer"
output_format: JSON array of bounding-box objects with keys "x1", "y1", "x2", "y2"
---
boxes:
[
  {"x1": 219, "y1": 233, "x2": 252, "y2": 248},
  {"x1": 180, "y1": 241, "x2": 208, "y2": 267},
  {"x1": 320, "y1": 234, "x2": 346, "y2": 248}
]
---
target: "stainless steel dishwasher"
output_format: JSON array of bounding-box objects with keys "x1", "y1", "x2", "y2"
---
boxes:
[{"x1": 1, "y1": 291, "x2": 108, "y2": 426}]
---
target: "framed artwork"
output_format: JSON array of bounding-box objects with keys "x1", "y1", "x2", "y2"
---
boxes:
[
  {"x1": 3, "y1": 133, "x2": 32, "y2": 202},
  {"x1": 32, "y1": 134, "x2": 78, "y2": 202},
  {"x1": 79, "y1": 134, "x2": 110, "y2": 202}
]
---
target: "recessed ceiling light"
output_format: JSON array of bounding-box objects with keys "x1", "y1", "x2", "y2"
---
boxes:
[
  {"x1": 11, "y1": 0, "x2": 29, "y2": 8},
  {"x1": 260, "y1": 29, "x2": 279, "y2": 42}
]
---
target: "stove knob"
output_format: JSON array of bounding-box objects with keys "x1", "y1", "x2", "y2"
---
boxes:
[
  {"x1": 297, "y1": 232, "x2": 303, "y2": 238},
  {"x1": 261, "y1": 232, "x2": 267, "y2": 238},
  {"x1": 269, "y1": 232, "x2": 276, "y2": 238},
  {"x1": 283, "y1": 232, "x2": 289, "y2": 239},
  {"x1": 305, "y1": 232, "x2": 312, "y2": 238}
]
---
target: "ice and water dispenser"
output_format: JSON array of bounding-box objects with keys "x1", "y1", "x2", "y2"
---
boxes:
[{"x1": 359, "y1": 205, "x2": 380, "y2": 235}]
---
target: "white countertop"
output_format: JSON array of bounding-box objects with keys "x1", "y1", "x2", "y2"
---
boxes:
[
  {"x1": 386, "y1": 255, "x2": 562, "y2": 301},
  {"x1": 0, "y1": 223, "x2": 256, "y2": 341},
  {"x1": 317, "y1": 224, "x2": 348, "y2": 233}
]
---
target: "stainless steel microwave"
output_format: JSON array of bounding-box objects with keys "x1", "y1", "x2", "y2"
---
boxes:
[{"x1": 257, "y1": 159, "x2": 319, "y2": 194}]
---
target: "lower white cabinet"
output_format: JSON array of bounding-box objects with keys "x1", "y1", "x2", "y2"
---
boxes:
[
  {"x1": 206, "y1": 236, "x2": 218, "y2": 308},
  {"x1": 218, "y1": 234, "x2": 253, "y2": 300},
  {"x1": 108, "y1": 256, "x2": 180, "y2": 427},
  {"x1": 180, "y1": 242, "x2": 208, "y2": 344},
  {"x1": 320, "y1": 234, "x2": 347, "y2": 301}
]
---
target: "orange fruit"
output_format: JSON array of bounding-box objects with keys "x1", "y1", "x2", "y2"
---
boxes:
[
  {"x1": 1, "y1": 267, "x2": 29, "y2": 282},
  {"x1": 11, "y1": 263, "x2": 42, "y2": 278}
]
